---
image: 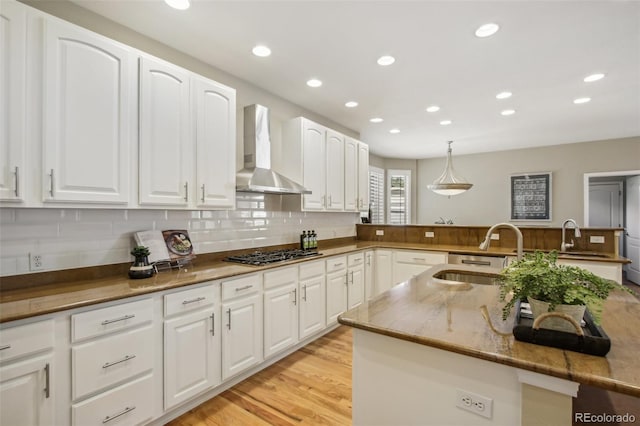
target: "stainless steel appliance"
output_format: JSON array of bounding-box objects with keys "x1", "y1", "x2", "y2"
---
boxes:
[{"x1": 224, "y1": 249, "x2": 321, "y2": 266}]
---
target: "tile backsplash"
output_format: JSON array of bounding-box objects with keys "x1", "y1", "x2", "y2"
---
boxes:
[{"x1": 0, "y1": 194, "x2": 360, "y2": 277}]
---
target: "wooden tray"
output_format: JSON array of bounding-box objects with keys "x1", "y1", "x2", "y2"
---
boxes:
[{"x1": 512, "y1": 300, "x2": 611, "y2": 356}]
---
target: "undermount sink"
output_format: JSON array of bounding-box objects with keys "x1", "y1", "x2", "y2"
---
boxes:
[{"x1": 431, "y1": 269, "x2": 501, "y2": 289}]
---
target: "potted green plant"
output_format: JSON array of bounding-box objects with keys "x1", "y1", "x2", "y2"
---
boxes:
[
  {"x1": 129, "y1": 246, "x2": 154, "y2": 279},
  {"x1": 498, "y1": 250, "x2": 634, "y2": 332}
]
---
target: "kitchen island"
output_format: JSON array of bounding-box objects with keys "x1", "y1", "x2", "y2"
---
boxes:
[{"x1": 338, "y1": 263, "x2": 640, "y2": 426}]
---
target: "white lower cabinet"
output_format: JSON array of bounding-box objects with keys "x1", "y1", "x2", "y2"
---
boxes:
[
  {"x1": 392, "y1": 250, "x2": 447, "y2": 284},
  {"x1": 298, "y1": 260, "x2": 326, "y2": 339},
  {"x1": 0, "y1": 319, "x2": 55, "y2": 426},
  {"x1": 263, "y1": 267, "x2": 299, "y2": 359},
  {"x1": 374, "y1": 250, "x2": 393, "y2": 296},
  {"x1": 557, "y1": 259, "x2": 623, "y2": 283},
  {"x1": 163, "y1": 282, "x2": 220, "y2": 410},
  {"x1": 71, "y1": 374, "x2": 153, "y2": 426},
  {"x1": 347, "y1": 253, "x2": 365, "y2": 310},
  {"x1": 221, "y1": 274, "x2": 263, "y2": 380},
  {"x1": 326, "y1": 256, "x2": 348, "y2": 326}
]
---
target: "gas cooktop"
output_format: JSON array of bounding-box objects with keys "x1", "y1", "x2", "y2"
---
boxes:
[{"x1": 224, "y1": 249, "x2": 322, "y2": 266}]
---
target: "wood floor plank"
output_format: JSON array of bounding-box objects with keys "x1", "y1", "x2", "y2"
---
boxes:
[{"x1": 166, "y1": 326, "x2": 353, "y2": 426}]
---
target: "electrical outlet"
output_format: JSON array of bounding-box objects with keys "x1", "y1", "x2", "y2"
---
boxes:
[
  {"x1": 376, "y1": 229, "x2": 384, "y2": 236},
  {"x1": 590, "y1": 235, "x2": 605, "y2": 244},
  {"x1": 425, "y1": 231, "x2": 435, "y2": 238},
  {"x1": 456, "y1": 389, "x2": 493, "y2": 419},
  {"x1": 491, "y1": 233, "x2": 500, "y2": 240},
  {"x1": 29, "y1": 253, "x2": 44, "y2": 271}
]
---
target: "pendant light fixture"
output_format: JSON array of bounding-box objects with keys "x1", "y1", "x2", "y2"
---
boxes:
[{"x1": 428, "y1": 141, "x2": 473, "y2": 196}]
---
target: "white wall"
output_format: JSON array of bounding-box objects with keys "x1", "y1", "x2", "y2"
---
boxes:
[{"x1": 417, "y1": 137, "x2": 640, "y2": 226}]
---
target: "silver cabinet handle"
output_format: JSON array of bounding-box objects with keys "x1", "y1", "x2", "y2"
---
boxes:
[
  {"x1": 102, "y1": 354, "x2": 136, "y2": 369},
  {"x1": 302, "y1": 285, "x2": 307, "y2": 301},
  {"x1": 210, "y1": 312, "x2": 215, "y2": 336},
  {"x1": 235, "y1": 285, "x2": 253, "y2": 292},
  {"x1": 49, "y1": 169, "x2": 54, "y2": 197},
  {"x1": 412, "y1": 257, "x2": 426, "y2": 262},
  {"x1": 0, "y1": 344, "x2": 11, "y2": 351},
  {"x1": 328, "y1": 195, "x2": 332, "y2": 207},
  {"x1": 292, "y1": 288, "x2": 297, "y2": 305},
  {"x1": 182, "y1": 296, "x2": 206, "y2": 305},
  {"x1": 101, "y1": 314, "x2": 135, "y2": 326},
  {"x1": 201, "y1": 184, "x2": 206, "y2": 202},
  {"x1": 226, "y1": 308, "x2": 231, "y2": 330},
  {"x1": 103, "y1": 406, "x2": 136, "y2": 424},
  {"x1": 367, "y1": 254, "x2": 371, "y2": 266},
  {"x1": 353, "y1": 257, "x2": 363, "y2": 263},
  {"x1": 321, "y1": 195, "x2": 326, "y2": 207},
  {"x1": 333, "y1": 262, "x2": 344, "y2": 267},
  {"x1": 184, "y1": 181, "x2": 189, "y2": 202},
  {"x1": 44, "y1": 363, "x2": 50, "y2": 399},
  {"x1": 13, "y1": 166, "x2": 19, "y2": 197},
  {"x1": 350, "y1": 271, "x2": 354, "y2": 284}
]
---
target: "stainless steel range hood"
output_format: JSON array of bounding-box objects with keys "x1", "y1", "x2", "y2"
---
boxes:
[{"x1": 236, "y1": 104, "x2": 310, "y2": 194}]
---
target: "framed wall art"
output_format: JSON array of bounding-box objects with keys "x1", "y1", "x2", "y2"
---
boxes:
[{"x1": 510, "y1": 172, "x2": 552, "y2": 221}]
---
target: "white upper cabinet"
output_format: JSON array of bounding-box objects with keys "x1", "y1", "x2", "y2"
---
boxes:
[
  {"x1": 43, "y1": 19, "x2": 135, "y2": 204},
  {"x1": 301, "y1": 119, "x2": 327, "y2": 210},
  {"x1": 357, "y1": 142, "x2": 370, "y2": 212},
  {"x1": 344, "y1": 137, "x2": 358, "y2": 211},
  {"x1": 0, "y1": 2, "x2": 26, "y2": 202},
  {"x1": 325, "y1": 129, "x2": 345, "y2": 211},
  {"x1": 193, "y1": 76, "x2": 236, "y2": 209},
  {"x1": 138, "y1": 56, "x2": 191, "y2": 206}
]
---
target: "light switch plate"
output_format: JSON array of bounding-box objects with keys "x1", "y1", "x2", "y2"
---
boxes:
[
  {"x1": 590, "y1": 235, "x2": 605, "y2": 244},
  {"x1": 491, "y1": 233, "x2": 500, "y2": 240},
  {"x1": 376, "y1": 229, "x2": 384, "y2": 236},
  {"x1": 425, "y1": 231, "x2": 435, "y2": 238}
]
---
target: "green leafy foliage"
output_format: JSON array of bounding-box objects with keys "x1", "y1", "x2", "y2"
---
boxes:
[
  {"x1": 130, "y1": 245, "x2": 151, "y2": 258},
  {"x1": 498, "y1": 250, "x2": 635, "y2": 324}
]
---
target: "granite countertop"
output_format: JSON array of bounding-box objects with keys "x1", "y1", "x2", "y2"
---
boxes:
[
  {"x1": 338, "y1": 263, "x2": 640, "y2": 397},
  {"x1": 0, "y1": 241, "x2": 629, "y2": 323}
]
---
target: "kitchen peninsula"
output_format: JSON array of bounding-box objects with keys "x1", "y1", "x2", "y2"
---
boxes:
[{"x1": 338, "y1": 263, "x2": 640, "y2": 426}]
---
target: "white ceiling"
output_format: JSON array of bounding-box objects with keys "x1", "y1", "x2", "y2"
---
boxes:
[{"x1": 68, "y1": 0, "x2": 640, "y2": 159}]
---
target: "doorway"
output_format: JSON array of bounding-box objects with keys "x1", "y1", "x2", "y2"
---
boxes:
[{"x1": 584, "y1": 170, "x2": 640, "y2": 285}]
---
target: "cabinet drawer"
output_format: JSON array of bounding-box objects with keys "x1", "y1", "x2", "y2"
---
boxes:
[
  {"x1": 72, "y1": 374, "x2": 154, "y2": 426},
  {"x1": 348, "y1": 252, "x2": 365, "y2": 268},
  {"x1": 222, "y1": 274, "x2": 261, "y2": 301},
  {"x1": 72, "y1": 325, "x2": 153, "y2": 400},
  {"x1": 72, "y1": 298, "x2": 153, "y2": 342},
  {"x1": 165, "y1": 282, "x2": 218, "y2": 317},
  {"x1": 0, "y1": 319, "x2": 54, "y2": 363},
  {"x1": 326, "y1": 256, "x2": 347, "y2": 273},
  {"x1": 299, "y1": 259, "x2": 325, "y2": 280},
  {"x1": 264, "y1": 266, "x2": 297, "y2": 290},
  {"x1": 394, "y1": 250, "x2": 447, "y2": 265}
]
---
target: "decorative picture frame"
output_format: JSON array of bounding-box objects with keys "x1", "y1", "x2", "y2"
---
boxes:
[{"x1": 510, "y1": 172, "x2": 552, "y2": 221}]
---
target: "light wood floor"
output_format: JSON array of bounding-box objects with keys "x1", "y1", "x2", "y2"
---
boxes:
[{"x1": 166, "y1": 326, "x2": 353, "y2": 426}]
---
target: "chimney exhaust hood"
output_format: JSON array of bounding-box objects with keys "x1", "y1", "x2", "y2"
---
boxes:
[{"x1": 236, "y1": 104, "x2": 311, "y2": 194}]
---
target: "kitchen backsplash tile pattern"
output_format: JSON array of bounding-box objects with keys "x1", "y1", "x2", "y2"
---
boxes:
[{"x1": 0, "y1": 194, "x2": 359, "y2": 277}]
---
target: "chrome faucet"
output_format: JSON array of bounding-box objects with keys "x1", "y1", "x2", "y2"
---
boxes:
[
  {"x1": 560, "y1": 219, "x2": 581, "y2": 252},
  {"x1": 479, "y1": 223, "x2": 524, "y2": 260}
]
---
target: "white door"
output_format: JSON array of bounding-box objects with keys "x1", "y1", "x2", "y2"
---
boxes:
[
  {"x1": 357, "y1": 142, "x2": 370, "y2": 211},
  {"x1": 263, "y1": 283, "x2": 298, "y2": 359},
  {"x1": 326, "y1": 269, "x2": 347, "y2": 325},
  {"x1": 139, "y1": 56, "x2": 191, "y2": 206},
  {"x1": 375, "y1": 250, "x2": 393, "y2": 296},
  {"x1": 193, "y1": 76, "x2": 236, "y2": 208},
  {"x1": 626, "y1": 176, "x2": 640, "y2": 284},
  {"x1": 589, "y1": 182, "x2": 623, "y2": 227},
  {"x1": 0, "y1": 2, "x2": 26, "y2": 202},
  {"x1": 0, "y1": 355, "x2": 54, "y2": 426},
  {"x1": 164, "y1": 308, "x2": 220, "y2": 409},
  {"x1": 302, "y1": 120, "x2": 326, "y2": 210},
  {"x1": 299, "y1": 276, "x2": 326, "y2": 339},
  {"x1": 325, "y1": 129, "x2": 345, "y2": 211},
  {"x1": 348, "y1": 266, "x2": 365, "y2": 310},
  {"x1": 221, "y1": 294, "x2": 263, "y2": 380},
  {"x1": 43, "y1": 20, "x2": 134, "y2": 204},
  {"x1": 344, "y1": 137, "x2": 358, "y2": 211}
]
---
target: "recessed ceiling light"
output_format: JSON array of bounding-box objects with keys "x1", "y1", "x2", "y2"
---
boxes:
[
  {"x1": 377, "y1": 55, "x2": 395, "y2": 66},
  {"x1": 306, "y1": 79, "x2": 322, "y2": 88},
  {"x1": 252, "y1": 45, "x2": 271, "y2": 57},
  {"x1": 475, "y1": 23, "x2": 499, "y2": 38},
  {"x1": 426, "y1": 105, "x2": 440, "y2": 113},
  {"x1": 389, "y1": 128, "x2": 400, "y2": 134},
  {"x1": 584, "y1": 73, "x2": 605, "y2": 83},
  {"x1": 370, "y1": 117, "x2": 384, "y2": 123},
  {"x1": 164, "y1": 0, "x2": 190, "y2": 10},
  {"x1": 574, "y1": 97, "x2": 591, "y2": 104},
  {"x1": 496, "y1": 91, "x2": 512, "y2": 99},
  {"x1": 501, "y1": 109, "x2": 516, "y2": 116},
  {"x1": 440, "y1": 120, "x2": 452, "y2": 126},
  {"x1": 345, "y1": 101, "x2": 359, "y2": 108}
]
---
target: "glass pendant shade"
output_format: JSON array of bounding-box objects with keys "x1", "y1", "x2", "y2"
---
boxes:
[{"x1": 428, "y1": 141, "x2": 473, "y2": 196}]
